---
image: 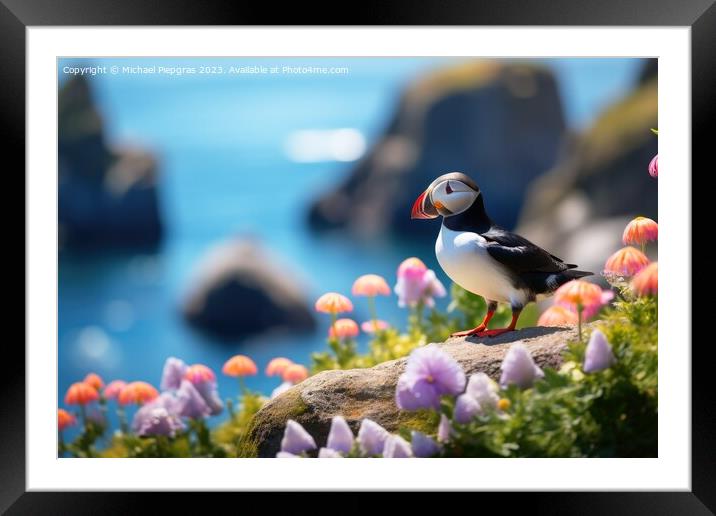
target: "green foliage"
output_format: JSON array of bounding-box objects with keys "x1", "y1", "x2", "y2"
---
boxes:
[{"x1": 434, "y1": 295, "x2": 658, "y2": 457}]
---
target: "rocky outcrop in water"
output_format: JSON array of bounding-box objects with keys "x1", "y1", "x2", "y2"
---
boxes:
[
  {"x1": 58, "y1": 75, "x2": 163, "y2": 250},
  {"x1": 181, "y1": 238, "x2": 316, "y2": 340},
  {"x1": 516, "y1": 60, "x2": 658, "y2": 276},
  {"x1": 243, "y1": 325, "x2": 579, "y2": 457},
  {"x1": 307, "y1": 61, "x2": 567, "y2": 238}
]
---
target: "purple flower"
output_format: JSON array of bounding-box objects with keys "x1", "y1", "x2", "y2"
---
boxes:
[
  {"x1": 357, "y1": 419, "x2": 390, "y2": 456},
  {"x1": 382, "y1": 435, "x2": 413, "y2": 458},
  {"x1": 454, "y1": 393, "x2": 481, "y2": 424},
  {"x1": 161, "y1": 357, "x2": 187, "y2": 391},
  {"x1": 276, "y1": 451, "x2": 299, "y2": 458},
  {"x1": 649, "y1": 154, "x2": 658, "y2": 178},
  {"x1": 395, "y1": 345, "x2": 466, "y2": 411},
  {"x1": 326, "y1": 416, "x2": 354, "y2": 454},
  {"x1": 192, "y1": 378, "x2": 224, "y2": 416},
  {"x1": 271, "y1": 381, "x2": 294, "y2": 399},
  {"x1": 410, "y1": 431, "x2": 440, "y2": 458},
  {"x1": 175, "y1": 380, "x2": 211, "y2": 419},
  {"x1": 318, "y1": 447, "x2": 343, "y2": 458},
  {"x1": 394, "y1": 262, "x2": 447, "y2": 308},
  {"x1": 466, "y1": 373, "x2": 499, "y2": 410},
  {"x1": 437, "y1": 414, "x2": 451, "y2": 443},
  {"x1": 499, "y1": 343, "x2": 544, "y2": 389},
  {"x1": 583, "y1": 329, "x2": 616, "y2": 373},
  {"x1": 280, "y1": 419, "x2": 317, "y2": 455},
  {"x1": 132, "y1": 404, "x2": 185, "y2": 438}
]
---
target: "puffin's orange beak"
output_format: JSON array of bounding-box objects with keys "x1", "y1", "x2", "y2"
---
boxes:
[{"x1": 411, "y1": 190, "x2": 438, "y2": 219}]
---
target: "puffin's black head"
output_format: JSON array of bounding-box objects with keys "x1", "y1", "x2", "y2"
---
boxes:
[{"x1": 411, "y1": 172, "x2": 481, "y2": 219}]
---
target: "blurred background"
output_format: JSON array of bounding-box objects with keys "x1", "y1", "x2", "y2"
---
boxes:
[{"x1": 58, "y1": 57, "x2": 657, "y2": 431}]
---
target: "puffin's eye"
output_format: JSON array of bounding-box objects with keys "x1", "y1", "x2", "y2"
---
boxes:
[{"x1": 445, "y1": 181, "x2": 453, "y2": 194}]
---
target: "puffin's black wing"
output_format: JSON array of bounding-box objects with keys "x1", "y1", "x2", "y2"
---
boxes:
[{"x1": 481, "y1": 226, "x2": 574, "y2": 274}]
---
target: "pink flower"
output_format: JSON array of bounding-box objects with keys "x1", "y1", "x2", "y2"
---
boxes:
[
  {"x1": 117, "y1": 381, "x2": 159, "y2": 406},
  {"x1": 265, "y1": 357, "x2": 293, "y2": 377},
  {"x1": 103, "y1": 380, "x2": 127, "y2": 400},
  {"x1": 83, "y1": 373, "x2": 104, "y2": 391},
  {"x1": 58, "y1": 409, "x2": 76, "y2": 431},
  {"x1": 649, "y1": 154, "x2": 658, "y2": 178},
  {"x1": 537, "y1": 306, "x2": 578, "y2": 327},
  {"x1": 352, "y1": 274, "x2": 391, "y2": 297},
  {"x1": 282, "y1": 364, "x2": 309, "y2": 383},
  {"x1": 328, "y1": 318, "x2": 359, "y2": 339},
  {"x1": 184, "y1": 364, "x2": 216, "y2": 384},
  {"x1": 222, "y1": 355, "x2": 258, "y2": 377},
  {"x1": 604, "y1": 246, "x2": 650, "y2": 278},
  {"x1": 622, "y1": 217, "x2": 658, "y2": 247},
  {"x1": 361, "y1": 320, "x2": 390, "y2": 333},
  {"x1": 554, "y1": 280, "x2": 613, "y2": 319},
  {"x1": 64, "y1": 382, "x2": 100, "y2": 406},
  {"x1": 631, "y1": 262, "x2": 658, "y2": 297},
  {"x1": 394, "y1": 257, "x2": 447, "y2": 308},
  {"x1": 315, "y1": 292, "x2": 353, "y2": 314}
]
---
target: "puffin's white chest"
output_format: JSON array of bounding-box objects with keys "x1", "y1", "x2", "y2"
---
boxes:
[{"x1": 435, "y1": 226, "x2": 528, "y2": 305}]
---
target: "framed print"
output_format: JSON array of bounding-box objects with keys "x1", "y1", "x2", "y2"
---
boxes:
[{"x1": 5, "y1": 0, "x2": 712, "y2": 511}]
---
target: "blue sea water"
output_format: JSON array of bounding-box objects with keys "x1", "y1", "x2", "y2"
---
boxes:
[{"x1": 57, "y1": 57, "x2": 644, "y2": 436}]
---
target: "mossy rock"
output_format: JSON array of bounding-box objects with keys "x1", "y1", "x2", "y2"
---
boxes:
[{"x1": 246, "y1": 325, "x2": 585, "y2": 457}]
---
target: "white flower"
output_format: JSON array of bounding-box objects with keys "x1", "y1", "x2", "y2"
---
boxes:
[
  {"x1": 382, "y1": 435, "x2": 414, "y2": 458},
  {"x1": 466, "y1": 372, "x2": 499, "y2": 410},
  {"x1": 583, "y1": 329, "x2": 616, "y2": 373},
  {"x1": 499, "y1": 343, "x2": 544, "y2": 389}
]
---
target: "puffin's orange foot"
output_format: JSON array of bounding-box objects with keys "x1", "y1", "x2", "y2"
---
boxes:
[
  {"x1": 475, "y1": 328, "x2": 515, "y2": 338},
  {"x1": 451, "y1": 325, "x2": 486, "y2": 337}
]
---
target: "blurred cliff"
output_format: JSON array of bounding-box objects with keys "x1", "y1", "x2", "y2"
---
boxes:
[
  {"x1": 58, "y1": 76, "x2": 163, "y2": 250},
  {"x1": 517, "y1": 61, "x2": 658, "y2": 275},
  {"x1": 307, "y1": 61, "x2": 567, "y2": 238}
]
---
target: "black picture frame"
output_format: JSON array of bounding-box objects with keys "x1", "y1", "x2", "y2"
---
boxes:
[{"x1": 4, "y1": 0, "x2": 710, "y2": 512}]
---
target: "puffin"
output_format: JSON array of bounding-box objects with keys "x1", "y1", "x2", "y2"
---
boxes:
[{"x1": 411, "y1": 172, "x2": 592, "y2": 337}]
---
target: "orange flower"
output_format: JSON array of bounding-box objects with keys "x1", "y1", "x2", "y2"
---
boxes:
[
  {"x1": 554, "y1": 280, "x2": 613, "y2": 319},
  {"x1": 83, "y1": 373, "x2": 104, "y2": 391},
  {"x1": 604, "y1": 246, "x2": 650, "y2": 277},
  {"x1": 184, "y1": 364, "x2": 216, "y2": 384},
  {"x1": 315, "y1": 292, "x2": 353, "y2": 314},
  {"x1": 222, "y1": 355, "x2": 258, "y2": 377},
  {"x1": 64, "y1": 382, "x2": 100, "y2": 405},
  {"x1": 118, "y1": 381, "x2": 159, "y2": 406},
  {"x1": 282, "y1": 364, "x2": 309, "y2": 383},
  {"x1": 265, "y1": 357, "x2": 294, "y2": 377},
  {"x1": 622, "y1": 217, "x2": 658, "y2": 247},
  {"x1": 328, "y1": 318, "x2": 359, "y2": 339},
  {"x1": 537, "y1": 306, "x2": 578, "y2": 327},
  {"x1": 397, "y1": 257, "x2": 427, "y2": 277},
  {"x1": 352, "y1": 274, "x2": 391, "y2": 297},
  {"x1": 631, "y1": 262, "x2": 658, "y2": 297},
  {"x1": 58, "y1": 408, "x2": 77, "y2": 431},
  {"x1": 103, "y1": 380, "x2": 127, "y2": 399}
]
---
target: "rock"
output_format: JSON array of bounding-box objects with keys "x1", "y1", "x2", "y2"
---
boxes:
[
  {"x1": 181, "y1": 237, "x2": 316, "y2": 340},
  {"x1": 516, "y1": 60, "x2": 658, "y2": 276},
  {"x1": 243, "y1": 325, "x2": 580, "y2": 457},
  {"x1": 307, "y1": 61, "x2": 566, "y2": 239},
  {"x1": 58, "y1": 75, "x2": 163, "y2": 249}
]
